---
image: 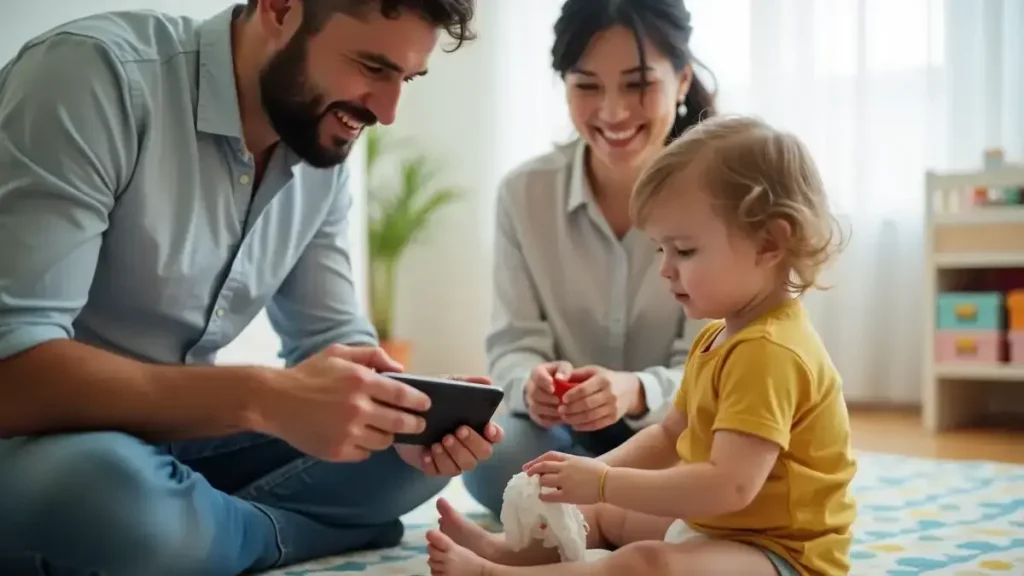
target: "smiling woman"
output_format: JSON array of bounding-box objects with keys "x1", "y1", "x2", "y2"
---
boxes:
[
  {"x1": 461, "y1": 0, "x2": 718, "y2": 518},
  {"x1": 552, "y1": 0, "x2": 716, "y2": 178}
]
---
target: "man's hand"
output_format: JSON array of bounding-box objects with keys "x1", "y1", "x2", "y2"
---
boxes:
[
  {"x1": 255, "y1": 344, "x2": 430, "y2": 462},
  {"x1": 523, "y1": 451, "x2": 608, "y2": 505},
  {"x1": 559, "y1": 366, "x2": 645, "y2": 432},
  {"x1": 331, "y1": 343, "x2": 406, "y2": 373},
  {"x1": 525, "y1": 361, "x2": 571, "y2": 428},
  {"x1": 395, "y1": 374, "x2": 505, "y2": 476}
]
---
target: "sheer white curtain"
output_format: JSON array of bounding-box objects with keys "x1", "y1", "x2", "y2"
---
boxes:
[
  {"x1": 495, "y1": 0, "x2": 1024, "y2": 403},
  {"x1": 687, "y1": 0, "x2": 947, "y2": 404}
]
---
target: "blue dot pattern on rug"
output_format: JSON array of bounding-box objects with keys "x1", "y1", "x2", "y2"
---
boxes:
[{"x1": 262, "y1": 452, "x2": 1024, "y2": 575}]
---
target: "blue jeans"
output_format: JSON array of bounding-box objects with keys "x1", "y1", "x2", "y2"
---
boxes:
[
  {"x1": 0, "y1": 431, "x2": 448, "y2": 575},
  {"x1": 462, "y1": 413, "x2": 635, "y2": 516}
]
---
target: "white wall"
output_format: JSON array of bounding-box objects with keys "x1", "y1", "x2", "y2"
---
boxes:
[
  {"x1": 3, "y1": 1, "x2": 227, "y2": 57},
  {"x1": 383, "y1": 1, "x2": 507, "y2": 375}
]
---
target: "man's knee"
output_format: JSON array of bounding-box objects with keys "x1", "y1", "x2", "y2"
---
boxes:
[
  {"x1": 0, "y1": 432, "x2": 164, "y2": 526},
  {"x1": 251, "y1": 445, "x2": 451, "y2": 528},
  {"x1": 377, "y1": 449, "x2": 450, "y2": 518},
  {"x1": 0, "y1": 432, "x2": 208, "y2": 575}
]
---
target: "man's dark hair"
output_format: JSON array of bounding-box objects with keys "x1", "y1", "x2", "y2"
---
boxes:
[{"x1": 245, "y1": 0, "x2": 476, "y2": 52}]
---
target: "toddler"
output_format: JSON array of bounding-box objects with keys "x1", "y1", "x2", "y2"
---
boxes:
[{"x1": 426, "y1": 115, "x2": 857, "y2": 576}]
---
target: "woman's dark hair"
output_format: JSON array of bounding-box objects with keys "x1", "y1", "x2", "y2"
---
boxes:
[{"x1": 551, "y1": 0, "x2": 716, "y2": 143}]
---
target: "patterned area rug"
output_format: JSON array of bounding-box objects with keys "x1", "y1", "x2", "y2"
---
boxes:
[{"x1": 263, "y1": 451, "x2": 1024, "y2": 576}]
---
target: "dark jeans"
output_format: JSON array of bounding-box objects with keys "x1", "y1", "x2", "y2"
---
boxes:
[
  {"x1": 461, "y1": 413, "x2": 636, "y2": 516},
  {"x1": 0, "y1": 431, "x2": 448, "y2": 575}
]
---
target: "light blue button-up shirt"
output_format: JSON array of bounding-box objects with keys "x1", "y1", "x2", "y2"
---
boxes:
[
  {"x1": 487, "y1": 141, "x2": 707, "y2": 429},
  {"x1": 0, "y1": 5, "x2": 376, "y2": 367}
]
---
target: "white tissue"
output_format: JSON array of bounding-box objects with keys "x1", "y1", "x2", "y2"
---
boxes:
[{"x1": 499, "y1": 471, "x2": 590, "y2": 562}]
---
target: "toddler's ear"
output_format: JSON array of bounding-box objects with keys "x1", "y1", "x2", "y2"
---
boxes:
[{"x1": 756, "y1": 218, "x2": 792, "y2": 267}]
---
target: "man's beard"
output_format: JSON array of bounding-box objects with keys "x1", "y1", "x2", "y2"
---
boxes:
[{"x1": 258, "y1": 32, "x2": 377, "y2": 168}]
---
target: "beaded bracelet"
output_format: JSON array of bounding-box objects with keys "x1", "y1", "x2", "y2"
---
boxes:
[{"x1": 598, "y1": 466, "x2": 610, "y2": 503}]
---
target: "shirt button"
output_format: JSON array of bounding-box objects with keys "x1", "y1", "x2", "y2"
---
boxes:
[
  {"x1": 215, "y1": 308, "x2": 226, "y2": 318},
  {"x1": 239, "y1": 174, "x2": 251, "y2": 185}
]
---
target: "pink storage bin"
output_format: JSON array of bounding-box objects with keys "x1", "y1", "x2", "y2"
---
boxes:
[
  {"x1": 934, "y1": 330, "x2": 1002, "y2": 364},
  {"x1": 1008, "y1": 331, "x2": 1024, "y2": 364}
]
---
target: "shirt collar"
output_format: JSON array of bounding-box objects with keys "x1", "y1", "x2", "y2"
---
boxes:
[
  {"x1": 566, "y1": 138, "x2": 592, "y2": 213},
  {"x1": 196, "y1": 5, "x2": 245, "y2": 140},
  {"x1": 195, "y1": 5, "x2": 305, "y2": 169}
]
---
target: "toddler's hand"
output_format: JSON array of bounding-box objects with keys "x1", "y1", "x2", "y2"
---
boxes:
[{"x1": 522, "y1": 451, "x2": 608, "y2": 505}]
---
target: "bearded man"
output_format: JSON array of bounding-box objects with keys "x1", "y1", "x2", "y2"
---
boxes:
[{"x1": 0, "y1": 2, "x2": 502, "y2": 574}]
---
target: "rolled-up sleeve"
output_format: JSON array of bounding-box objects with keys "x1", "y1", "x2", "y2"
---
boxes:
[
  {"x1": 0, "y1": 35, "x2": 137, "y2": 361},
  {"x1": 485, "y1": 178, "x2": 554, "y2": 414},
  {"x1": 266, "y1": 168, "x2": 378, "y2": 367}
]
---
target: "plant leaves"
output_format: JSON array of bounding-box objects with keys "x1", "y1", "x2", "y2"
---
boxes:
[
  {"x1": 364, "y1": 126, "x2": 462, "y2": 337},
  {"x1": 368, "y1": 153, "x2": 460, "y2": 261}
]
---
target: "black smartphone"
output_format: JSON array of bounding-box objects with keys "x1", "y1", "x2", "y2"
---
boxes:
[{"x1": 380, "y1": 372, "x2": 504, "y2": 446}]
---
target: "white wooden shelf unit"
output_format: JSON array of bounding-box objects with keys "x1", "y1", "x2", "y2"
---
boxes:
[{"x1": 923, "y1": 166, "x2": 1024, "y2": 432}]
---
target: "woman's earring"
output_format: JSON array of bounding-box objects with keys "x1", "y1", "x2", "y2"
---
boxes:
[{"x1": 677, "y1": 100, "x2": 688, "y2": 117}]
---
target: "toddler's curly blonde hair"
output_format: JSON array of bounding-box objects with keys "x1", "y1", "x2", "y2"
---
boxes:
[{"x1": 630, "y1": 115, "x2": 846, "y2": 295}]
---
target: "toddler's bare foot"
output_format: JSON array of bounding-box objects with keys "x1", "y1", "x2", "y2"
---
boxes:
[
  {"x1": 436, "y1": 497, "x2": 503, "y2": 560},
  {"x1": 427, "y1": 529, "x2": 492, "y2": 576}
]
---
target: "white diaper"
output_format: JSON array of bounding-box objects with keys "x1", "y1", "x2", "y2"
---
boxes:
[
  {"x1": 663, "y1": 519, "x2": 705, "y2": 544},
  {"x1": 499, "y1": 471, "x2": 590, "y2": 562}
]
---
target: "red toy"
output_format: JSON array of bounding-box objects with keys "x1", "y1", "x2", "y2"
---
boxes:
[{"x1": 553, "y1": 376, "x2": 577, "y2": 402}]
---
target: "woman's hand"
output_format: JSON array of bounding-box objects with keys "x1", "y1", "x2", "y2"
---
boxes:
[
  {"x1": 525, "y1": 361, "x2": 572, "y2": 428},
  {"x1": 559, "y1": 366, "x2": 645, "y2": 432},
  {"x1": 395, "y1": 374, "x2": 505, "y2": 476}
]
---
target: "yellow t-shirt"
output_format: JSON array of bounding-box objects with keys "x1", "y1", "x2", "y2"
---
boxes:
[{"x1": 674, "y1": 298, "x2": 857, "y2": 576}]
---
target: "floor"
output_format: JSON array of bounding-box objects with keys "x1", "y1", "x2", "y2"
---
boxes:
[
  {"x1": 267, "y1": 408, "x2": 1024, "y2": 575},
  {"x1": 849, "y1": 409, "x2": 1024, "y2": 464}
]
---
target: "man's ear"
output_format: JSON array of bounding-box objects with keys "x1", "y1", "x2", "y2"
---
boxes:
[
  {"x1": 756, "y1": 218, "x2": 791, "y2": 268},
  {"x1": 256, "y1": 0, "x2": 304, "y2": 45}
]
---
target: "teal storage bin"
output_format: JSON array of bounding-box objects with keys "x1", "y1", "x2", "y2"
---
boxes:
[{"x1": 937, "y1": 291, "x2": 1003, "y2": 330}]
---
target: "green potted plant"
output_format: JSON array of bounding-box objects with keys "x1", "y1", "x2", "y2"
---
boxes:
[{"x1": 365, "y1": 126, "x2": 461, "y2": 367}]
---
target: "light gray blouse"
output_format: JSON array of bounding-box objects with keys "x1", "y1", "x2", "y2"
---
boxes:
[{"x1": 486, "y1": 140, "x2": 705, "y2": 430}]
